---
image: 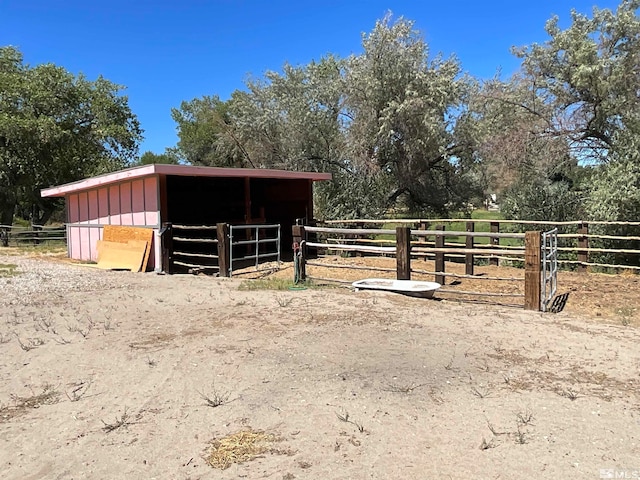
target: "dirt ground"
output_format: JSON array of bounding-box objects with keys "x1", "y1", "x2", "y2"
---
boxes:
[{"x1": 1, "y1": 251, "x2": 640, "y2": 479}]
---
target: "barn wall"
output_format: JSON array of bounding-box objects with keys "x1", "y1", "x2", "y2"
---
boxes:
[{"x1": 66, "y1": 176, "x2": 160, "y2": 267}]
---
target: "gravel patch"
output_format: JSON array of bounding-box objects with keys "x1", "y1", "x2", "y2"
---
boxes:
[{"x1": 0, "y1": 255, "x2": 131, "y2": 307}]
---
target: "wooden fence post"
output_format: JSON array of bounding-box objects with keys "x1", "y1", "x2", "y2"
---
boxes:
[
  {"x1": 466, "y1": 221, "x2": 475, "y2": 276},
  {"x1": 578, "y1": 222, "x2": 589, "y2": 273},
  {"x1": 217, "y1": 223, "x2": 230, "y2": 277},
  {"x1": 435, "y1": 225, "x2": 445, "y2": 285},
  {"x1": 396, "y1": 226, "x2": 411, "y2": 280},
  {"x1": 524, "y1": 230, "x2": 542, "y2": 311},
  {"x1": 490, "y1": 221, "x2": 500, "y2": 266},
  {"x1": 418, "y1": 221, "x2": 428, "y2": 260},
  {"x1": 160, "y1": 222, "x2": 173, "y2": 274},
  {"x1": 292, "y1": 225, "x2": 307, "y2": 281}
]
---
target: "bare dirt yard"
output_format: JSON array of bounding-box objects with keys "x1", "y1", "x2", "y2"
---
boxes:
[{"x1": 1, "y1": 251, "x2": 640, "y2": 479}]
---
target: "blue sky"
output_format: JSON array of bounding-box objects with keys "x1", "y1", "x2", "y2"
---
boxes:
[{"x1": 1, "y1": 0, "x2": 624, "y2": 155}]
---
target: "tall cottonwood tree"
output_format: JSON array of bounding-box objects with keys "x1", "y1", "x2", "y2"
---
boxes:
[
  {"x1": 174, "y1": 15, "x2": 480, "y2": 218},
  {"x1": 0, "y1": 46, "x2": 142, "y2": 225}
]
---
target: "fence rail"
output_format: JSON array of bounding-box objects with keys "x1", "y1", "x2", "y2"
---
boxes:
[
  {"x1": 0, "y1": 224, "x2": 67, "y2": 246},
  {"x1": 295, "y1": 219, "x2": 638, "y2": 311},
  {"x1": 318, "y1": 219, "x2": 640, "y2": 273}
]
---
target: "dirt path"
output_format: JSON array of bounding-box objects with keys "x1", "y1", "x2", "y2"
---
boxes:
[{"x1": 1, "y1": 254, "x2": 639, "y2": 479}]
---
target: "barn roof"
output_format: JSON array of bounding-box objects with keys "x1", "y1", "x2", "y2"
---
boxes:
[{"x1": 41, "y1": 164, "x2": 332, "y2": 198}]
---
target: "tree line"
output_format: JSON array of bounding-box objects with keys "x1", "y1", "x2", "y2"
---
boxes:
[{"x1": 2, "y1": 1, "x2": 640, "y2": 231}]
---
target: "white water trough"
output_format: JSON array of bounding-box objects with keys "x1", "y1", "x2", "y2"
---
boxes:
[{"x1": 352, "y1": 279, "x2": 441, "y2": 298}]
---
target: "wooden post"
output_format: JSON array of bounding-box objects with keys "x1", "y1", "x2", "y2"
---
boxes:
[
  {"x1": 524, "y1": 230, "x2": 542, "y2": 311},
  {"x1": 160, "y1": 222, "x2": 173, "y2": 274},
  {"x1": 292, "y1": 225, "x2": 307, "y2": 281},
  {"x1": 435, "y1": 225, "x2": 445, "y2": 285},
  {"x1": 418, "y1": 221, "x2": 428, "y2": 260},
  {"x1": 578, "y1": 222, "x2": 588, "y2": 273},
  {"x1": 217, "y1": 223, "x2": 230, "y2": 277},
  {"x1": 490, "y1": 221, "x2": 500, "y2": 266},
  {"x1": 465, "y1": 221, "x2": 475, "y2": 276},
  {"x1": 396, "y1": 226, "x2": 411, "y2": 280}
]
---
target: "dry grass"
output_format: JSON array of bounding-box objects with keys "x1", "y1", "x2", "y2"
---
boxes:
[
  {"x1": 0, "y1": 384, "x2": 60, "y2": 423},
  {"x1": 205, "y1": 429, "x2": 279, "y2": 470}
]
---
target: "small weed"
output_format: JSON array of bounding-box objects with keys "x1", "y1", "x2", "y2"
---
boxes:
[
  {"x1": 386, "y1": 382, "x2": 426, "y2": 394},
  {"x1": 476, "y1": 360, "x2": 490, "y2": 372},
  {"x1": 103, "y1": 317, "x2": 114, "y2": 331},
  {"x1": 516, "y1": 409, "x2": 535, "y2": 426},
  {"x1": 2, "y1": 384, "x2": 61, "y2": 421},
  {"x1": 146, "y1": 356, "x2": 157, "y2": 367},
  {"x1": 102, "y1": 407, "x2": 132, "y2": 433},
  {"x1": 471, "y1": 385, "x2": 492, "y2": 399},
  {"x1": 486, "y1": 420, "x2": 508, "y2": 436},
  {"x1": 53, "y1": 335, "x2": 71, "y2": 345},
  {"x1": 514, "y1": 426, "x2": 529, "y2": 445},
  {"x1": 198, "y1": 385, "x2": 230, "y2": 408},
  {"x1": 444, "y1": 353, "x2": 457, "y2": 371},
  {"x1": 479, "y1": 437, "x2": 498, "y2": 450},
  {"x1": 66, "y1": 380, "x2": 92, "y2": 402},
  {"x1": 275, "y1": 295, "x2": 293, "y2": 308},
  {"x1": 559, "y1": 388, "x2": 580, "y2": 401},
  {"x1": 617, "y1": 306, "x2": 635, "y2": 326},
  {"x1": 336, "y1": 410, "x2": 365, "y2": 433},
  {"x1": 15, "y1": 334, "x2": 45, "y2": 351}
]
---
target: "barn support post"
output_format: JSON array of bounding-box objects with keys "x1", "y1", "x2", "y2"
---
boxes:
[
  {"x1": 465, "y1": 221, "x2": 475, "y2": 276},
  {"x1": 159, "y1": 222, "x2": 173, "y2": 274},
  {"x1": 524, "y1": 230, "x2": 542, "y2": 311},
  {"x1": 217, "y1": 223, "x2": 230, "y2": 277},
  {"x1": 435, "y1": 225, "x2": 445, "y2": 285},
  {"x1": 490, "y1": 221, "x2": 500, "y2": 266},
  {"x1": 578, "y1": 222, "x2": 589, "y2": 274},
  {"x1": 292, "y1": 225, "x2": 306, "y2": 281},
  {"x1": 396, "y1": 226, "x2": 411, "y2": 280}
]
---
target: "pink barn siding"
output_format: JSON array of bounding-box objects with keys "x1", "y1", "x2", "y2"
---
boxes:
[
  {"x1": 59, "y1": 177, "x2": 161, "y2": 267},
  {"x1": 78, "y1": 192, "x2": 89, "y2": 222},
  {"x1": 144, "y1": 177, "x2": 159, "y2": 226},
  {"x1": 131, "y1": 179, "x2": 146, "y2": 225},
  {"x1": 68, "y1": 194, "x2": 79, "y2": 223},
  {"x1": 109, "y1": 185, "x2": 121, "y2": 225},
  {"x1": 119, "y1": 182, "x2": 132, "y2": 225},
  {"x1": 88, "y1": 190, "x2": 98, "y2": 224},
  {"x1": 98, "y1": 188, "x2": 109, "y2": 224}
]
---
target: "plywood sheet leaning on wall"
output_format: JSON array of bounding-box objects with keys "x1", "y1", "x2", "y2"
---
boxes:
[
  {"x1": 96, "y1": 240, "x2": 149, "y2": 271},
  {"x1": 103, "y1": 225, "x2": 154, "y2": 271}
]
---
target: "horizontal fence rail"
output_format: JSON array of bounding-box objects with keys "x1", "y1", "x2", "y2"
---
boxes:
[
  {"x1": 0, "y1": 224, "x2": 67, "y2": 246},
  {"x1": 319, "y1": 219, "x2": 640, "y2": 273},
  {"x1": 296, "y1": 224, "x2": 533, "y2": 307}
]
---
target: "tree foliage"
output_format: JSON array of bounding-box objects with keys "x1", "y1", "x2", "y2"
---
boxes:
[
  {"x1": 137, "y1": 150, "x2": 180, "y2": 165},
  {"x1": 173, "y1": 15, "x2": 479, "y2": 219},
  {"x1": 0, "y1": 46, "x2": 142, "y2": 225}
]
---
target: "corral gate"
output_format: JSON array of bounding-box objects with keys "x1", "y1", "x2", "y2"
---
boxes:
[
  {"x1": 228, "y1": 224, "x2": 281, "y2": 277},
  {"x1": 541, "y1": 228, "x2": 558, "y2": 312}
]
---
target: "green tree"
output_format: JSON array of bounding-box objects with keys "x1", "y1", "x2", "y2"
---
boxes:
[
  {"x1": 0, "y1": 46, "x2": 142, "y2": 225},
  {"x1": 137, "y1": 150, "x2": 180, "y2": 165},
  {"x1": 345, "y1": 14, "x2": 478, "y2": 215},
  {"x1": 186, "y1": 15, "x2": 479, "y2": 219},
  {"x1": 465, "y1": 76, "x2": 584, "y2": 222},
  {"x1": 171, "y1": 95, "x2": 242, "y2": 167}
]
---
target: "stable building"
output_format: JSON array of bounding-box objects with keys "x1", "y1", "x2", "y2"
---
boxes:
[{"x1": 40, "y1": 164, "x2": 331, "y2": 273}]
